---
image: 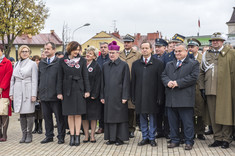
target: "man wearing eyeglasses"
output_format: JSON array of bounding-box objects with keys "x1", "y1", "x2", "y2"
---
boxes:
[{"x1": 199, "y1": 32, "x2": 235, "y2": 149}]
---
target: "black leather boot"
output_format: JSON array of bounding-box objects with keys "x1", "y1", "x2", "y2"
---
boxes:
[
  {"x1": 37, "y1": 119, "x2": 43, "y2": 134},
  {"x1": 75, "y1": 135, "x2": 80, "y2": 146},
  {"x1": 69, "y1": 135, "x2": 75, "y2": 146}
]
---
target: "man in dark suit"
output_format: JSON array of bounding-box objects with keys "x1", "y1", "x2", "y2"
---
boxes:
[
  {"x1": 162, "y1": 43, "x2": 199, "y2": 150},
  {"x1": 38, "y1": 42, "x2": 65, "y2": 144},
  {"x1": 131, "y1": 41, "x2": 164, "y2": 147}
]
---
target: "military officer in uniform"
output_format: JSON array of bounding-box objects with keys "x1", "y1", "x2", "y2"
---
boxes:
[
  {"x1": 153, "y1": 38, "x2": 168, "y2": 63},
  {"x1": 199, "y1": 32, "x2": 235, "y2": 149},
  {"x1": 187, "y1": 38, "x2": 206, "y2": 140},
  {"x1": 119, "y1": 34, "x2": 141, "y2": 138}
]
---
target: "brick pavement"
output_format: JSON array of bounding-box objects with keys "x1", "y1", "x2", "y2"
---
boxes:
[{"x1": 0, "y1": 113, "x2": 235, "y2": 156}]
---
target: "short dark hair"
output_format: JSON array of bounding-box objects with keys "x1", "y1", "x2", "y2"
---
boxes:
[
  {"x1": 140, "y1": 40, "x2": 152, "y2": 49},
  {"x1": 32, "y1": 55, "x2": 41, "y2": 61},
  {"x1": 0, "y1": 44, "x2": 4, "y2": 52},
  {"x1": 45, "y1": 42, "x2": 56, "y2": 50},
  {"x1": 66, "y1": 41, "x2": 82, "y2": 55}
]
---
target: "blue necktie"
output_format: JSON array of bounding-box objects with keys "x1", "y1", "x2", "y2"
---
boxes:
[
  {"x1": 177, "y1": 60, "x2": 182, "y2": 67},
  {"x1": 48, "y1": 58, "x2": 51, "y2": 64}
]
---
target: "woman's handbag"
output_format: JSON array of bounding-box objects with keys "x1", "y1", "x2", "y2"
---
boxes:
[{"x1": 0, "y1": 94, "x2": 9, "y2": 115}]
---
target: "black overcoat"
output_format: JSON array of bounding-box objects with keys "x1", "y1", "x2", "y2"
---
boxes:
[
  {"x1": 100, "y1": 58, "x2": 130, "y2": 123},
  {"x1": 57, "y1": 54, "x2": 90, "y2": 115},
  {"x1": 131, "y1": 56, "x2": 164, "y2": 114},
  {"x1": 84, "y1": 60, "x2": 102, "y2": 120},
  {"x1": 161, "y1": 56, "x2": 199, "y2": 108}
]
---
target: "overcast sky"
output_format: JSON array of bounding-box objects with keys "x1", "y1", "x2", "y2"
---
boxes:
[{"x1": 42, "y1": 0, "x2": 235, "y2": 44}]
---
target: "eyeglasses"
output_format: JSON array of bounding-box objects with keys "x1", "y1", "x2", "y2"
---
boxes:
[{"x1": 21, "y1": 51, "x2": 30, "y2": 53}]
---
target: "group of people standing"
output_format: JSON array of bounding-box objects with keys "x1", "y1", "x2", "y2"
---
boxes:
[{"x1": 0, "y1": 31, "x2": 234, "y2": 151}]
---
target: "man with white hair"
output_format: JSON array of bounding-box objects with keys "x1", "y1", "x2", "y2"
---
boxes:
[{"x1": 199, "y1": 32, "x2": 235, "y2": 149}]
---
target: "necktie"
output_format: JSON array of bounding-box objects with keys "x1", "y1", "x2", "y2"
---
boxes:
[
  {"x1": 145, "y1": 58, "x2": 147, "y2": 65},
  {"x1": 48, "y1": 58, "x2": 51, "y2": 64},
  {"x1": 126, "y1": 50, "x2": 130, "y2": 56},
  {"x1": 177, "y1": 60, "x2": 182, "y2": 67}
]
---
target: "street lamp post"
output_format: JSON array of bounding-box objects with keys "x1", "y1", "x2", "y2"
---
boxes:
[{"x1": 72, "y1": 23, "x2": 90, "y2": 41}]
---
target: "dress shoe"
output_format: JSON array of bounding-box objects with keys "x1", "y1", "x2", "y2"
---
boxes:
[
  {"x1": 138, "y1": 139, "x2": 149, "y2": 146},
  {"x1": 69, "y1": 135, "x2": 75, "y2": 146},
  {"x1": 83, "y1": 136, "x2": 90, "y2": 143},
  {"x1": 185, "y1": 144, "x2": 193, "y2": 150},
  {"x1": 155, "y1": 133, "x2": 164, "y2": 138},
  {"x1": 95, "y1": 128, "x2": 104, "y2": 134},
  {"x1": 74, "y1": 135, "x2": 80, "y2": 146},
  {"x1": 197, "y1": 134, "x2": 206, "y2": 140},
  {"x1": 129, "y1": 132, "x2": 135, "y2": 138},
  {"x1": 58, "y1": 139, "x2": 64, "y2": 144},
  {"x1": 150, "y1": 140, "x2": 157, "y2": 147},
  {"x1": 41, "y1": 137, "x2": 53, "y2": 144},
  {"x1": 115, "y1": 139, "x2": 124, "y2": 146},
  {"x1": 90, "y1": 140, "x2": 96, "y2": 143},
  {"x1": 167, "y1": 143, "x2": 179, "y2": 148},
  {"x1": 208, "y1": 140, "x2": 222, "y2": 147},
  {"x1": 106, "y1": 140, "x2": 116, "y2": 145},
  {"x1": 221, "y1": 141, "x2": 229, "y2": 149}
]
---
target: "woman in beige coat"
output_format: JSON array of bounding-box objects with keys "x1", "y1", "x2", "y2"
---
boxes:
[{"x1": 9, "y1": 45, "x2": 38, "y2": 143}]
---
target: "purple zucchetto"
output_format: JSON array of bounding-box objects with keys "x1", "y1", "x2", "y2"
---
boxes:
[{"x1": 108, "y1": 41, "x2": 120, "y2": 51}]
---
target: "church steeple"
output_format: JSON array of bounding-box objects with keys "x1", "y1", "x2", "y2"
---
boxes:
[{"x1": 227, "y1": 7, "x2": 235, "y2": 34}]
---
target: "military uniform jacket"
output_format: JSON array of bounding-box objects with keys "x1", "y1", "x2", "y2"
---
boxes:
[
  {"x1": 199, "y1": 46, "x2": 235, "y2": 125},
  {"x1": 120, "y1": 48, "x2": 141, "y2": 109},
  {"x1": 161, "y1": 56, "x2": 199, "y2": 108},
  {"x1": 131, "y1": 56, "x2": 164, "y2": 114},
  {"x1": 100, "y1": 58, "x2": 130, "y2": 123}
]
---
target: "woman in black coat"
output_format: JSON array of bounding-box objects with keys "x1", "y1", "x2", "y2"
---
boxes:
[
  {"x1": 57, "y1": 41, "x2": 90, "y2": 146},
  {"x1": 82, "y1": 46, "x2": 101, "y2": 143}
]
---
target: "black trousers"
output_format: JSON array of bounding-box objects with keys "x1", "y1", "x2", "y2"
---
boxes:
[{"x1": 41, "y1": 101, "x2": 65, "y2": 140}]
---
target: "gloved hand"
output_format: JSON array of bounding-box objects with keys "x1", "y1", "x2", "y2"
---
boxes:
[{"x1": 200, "y1": 89, "x2": 207, "y2": 103}]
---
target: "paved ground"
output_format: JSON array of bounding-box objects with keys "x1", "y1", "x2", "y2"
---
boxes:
[{"x1": 0, "y1": 113, "x2": 235, "y2": 156}]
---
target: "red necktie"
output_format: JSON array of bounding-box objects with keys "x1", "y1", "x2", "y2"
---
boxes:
[{"x1": 145, "y1": 58, "x2": 147, "y2": 65}]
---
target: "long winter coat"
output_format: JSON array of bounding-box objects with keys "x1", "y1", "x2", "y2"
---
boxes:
[
  {"x1": 100, "y1": 58, "x2": 130, "y2": 123},
  {"x1": 199, "y1": 45, "x2": 235, "y2": 125},
  {"x1": 0, "y1": 57, "x2": 13, "y2": 116},
  {"x1": 131, "y1": 56, "x2": 164, "y2": 114},
  {"x1": 161, "y1": 56, "x2": 199, "y2": 108},
  {"x1": 84, "y1": 60, "x2": 102, "y2": 120},
  {"x1": 10, "y1": 58, "x2": 38, "y2": 114},
  {"x1": 57, "y1": 55, "x2": 90, "y2": 115},
  {"x1": 120, "y1": 48, "x2": 141, "y2": 109}
]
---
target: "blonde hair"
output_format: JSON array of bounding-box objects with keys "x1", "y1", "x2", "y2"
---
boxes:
[
  {"x1": 86, "y1": 46, "x2": 99, "y2": 58},
  {"x1": 18, "y1": 45, "x2": 31, "y2": 59}
]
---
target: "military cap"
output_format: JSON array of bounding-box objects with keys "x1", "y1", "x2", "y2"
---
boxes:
[
  {"x1": 123, "y1": 34, "x2": 135, "y2": 42},
  {"x1": 187, "y1": 38, "x2": 201, "y2": 46},
  {"x1": 209, "y1": 32, "x2": 226, "y2": 41},
  {"x1": 169, "y1": 33, "x2": 185, "y2": 43},
  {"x1": 155, "y1": 38, "x2": 168, "y2": 46}
]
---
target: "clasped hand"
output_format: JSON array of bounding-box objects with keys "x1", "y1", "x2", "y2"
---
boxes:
[{"x1": 167, "y1": 80, "x2": 178, "y2": 89}]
